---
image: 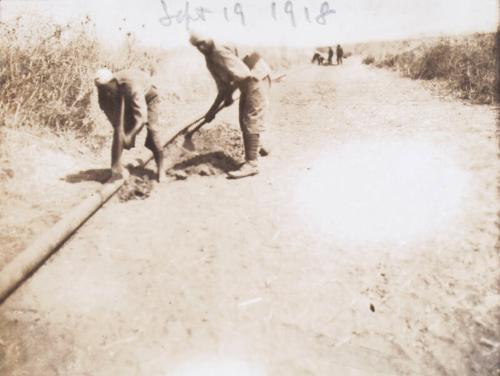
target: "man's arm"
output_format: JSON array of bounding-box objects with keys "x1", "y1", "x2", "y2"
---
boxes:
[
  {"x1": 204, "y1": 72, "x2": 238, "y2": 122},
  {"x1": 110, "y1": 95, "x2": 126, "y2": 175},
  {"x1": 96, "y1": 86, "x2": 119, "y2": 126},
  {"x1": 120, "y1": 82, "x2": 148, "y2": 144},
  {"x1": 204, "y1": 46, "x2": 254, "y2": 122},
  {"x1": 205, "y1": 91, "x2": 225, "y2": 123},
  {"x1": 111, "y1": 127, "x2": 124, "y2": 174}
]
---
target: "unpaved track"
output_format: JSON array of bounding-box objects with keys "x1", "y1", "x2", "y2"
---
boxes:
[{"x1": 1, "y1": 58, "x2": 498, "y2": 375}]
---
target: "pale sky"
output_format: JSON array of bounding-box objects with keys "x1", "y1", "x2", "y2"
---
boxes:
[{"x1": 1, "y1": 0, "x2": 498, "y2": 46}]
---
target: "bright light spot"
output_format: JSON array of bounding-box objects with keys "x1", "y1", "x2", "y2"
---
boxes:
[
  {"x1": 170, "y1": 356, "x2": 265, "y2": 376},
  {"x1": 294, "y1": 138, "x2": 470, "y2": 245}
]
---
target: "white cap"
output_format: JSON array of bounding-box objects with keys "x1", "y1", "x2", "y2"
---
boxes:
[{"x1": 94, "y1": 68, "x2": 114, "y2": 85}]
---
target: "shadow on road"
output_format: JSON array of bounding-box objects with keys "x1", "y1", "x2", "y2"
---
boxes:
[
  {"x1": 127, "y1": 164, "x2": 157, "y2": 180},
  {"x1": 63, "y1": 163, "x2": 157, "y2": 184},
  {"x1": 62, "y1": 168, "x2": 110, "y2": 184},
  {"x1": 170, "y1": 151, "x2": 241, "y2": 174}
]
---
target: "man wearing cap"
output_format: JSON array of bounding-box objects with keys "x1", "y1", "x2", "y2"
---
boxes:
[
  {"x1": 94, "y1": 68, "x2": 164, "y2": 182},
  {"x1": 189, "y1": 32, "x2": 272, "y2": 179}
]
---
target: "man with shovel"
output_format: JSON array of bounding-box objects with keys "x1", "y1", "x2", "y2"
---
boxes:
[
  {"x1": 94, "y1": 68, "x2": 165, "y2": 182},
  {"x1": 189, "y1": 32, "x2": 272, "y2": 179}
]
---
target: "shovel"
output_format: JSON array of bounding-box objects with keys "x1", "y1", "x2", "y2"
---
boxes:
[
  {"x1": 182, "y1": 118, "x2": 208, "y2": 151},
  {"x1": 181, "y1": 102, "x2": 227, "y2": 151}
]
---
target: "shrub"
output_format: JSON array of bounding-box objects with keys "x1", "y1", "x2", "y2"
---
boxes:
[
  {"x1": 357, "y1": 34, "x2": 496, "y2": 104},
  {"x1": 0, "y1": 16, "x2": 172, "y2": 144},
  {"x1": 362, "y1": 56, "x2": 375, "y2": 65},
  {"x1": 0, "y1": 17, "x2": 100, "y2": 134}
]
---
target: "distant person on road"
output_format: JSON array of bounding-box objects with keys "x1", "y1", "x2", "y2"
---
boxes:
[
  {"x1": 94, "y1": 68, "x2": 164, "y2": 182},
  {"x1": 328, "y1": 47, "x2": 334, "y2": 65},
  {"x1": 189, "y1": 32, "x2": 272, "y2": 179},
  {"x1": 336, "y1": 44, "x2": 344, "y2": 65},
  {"x1": 311, "y1": 52, "x2": 324, "y2": 65}
]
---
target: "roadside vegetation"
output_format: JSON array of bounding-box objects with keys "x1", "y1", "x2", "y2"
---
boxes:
[
  {"x1": 0, "y1": 16, "x2": 309, "y2": 149},
  {"x1": 0, "y1": 17, "x2": 98, "y2": 135},
  {"x1": 0, "y1": 16, "x2": 169, "y2": 149},
  {"x1": 357, "y1": 33, "x2": 497, "y2": 104}
]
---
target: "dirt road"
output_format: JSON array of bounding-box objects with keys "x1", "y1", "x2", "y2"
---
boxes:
[{"x1": 1, "y1": 58, "x2": 498, "y2": 375}]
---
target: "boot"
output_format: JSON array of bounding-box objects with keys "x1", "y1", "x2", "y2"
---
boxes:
[
  {"x1": 228, "y1": 160, "x2": 258, "y2": 179},
  {"x1": 228, "y1": 133, "x2": 259, "y2": 179}
]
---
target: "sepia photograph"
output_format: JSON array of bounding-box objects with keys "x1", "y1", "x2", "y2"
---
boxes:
[{"x1": 0, "y1": 0, "x2": 498, "y2": 374}]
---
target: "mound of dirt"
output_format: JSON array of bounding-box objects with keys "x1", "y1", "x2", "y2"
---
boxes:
[
  {"x1": 118, "y1": 175, "x2": 154, "y2": 202},
  {"x1": 165, "y1": 123, "x2": 244, "y2": 179},
  {"x1": 117, "y1": 124, "x2": 245, "y2": 200}
]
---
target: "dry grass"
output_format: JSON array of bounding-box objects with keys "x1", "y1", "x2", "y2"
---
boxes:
[
  {"x1": 362, "y1": 55, "x2": 375, "y2": 65},
  {"x1": 356, "y1": 33, "x2": 497, "y2": 104},
  {"x1": 0, "y1": 17, "x2": 98, "y2": 134}
]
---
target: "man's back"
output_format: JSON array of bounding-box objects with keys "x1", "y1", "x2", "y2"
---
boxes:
[
  {"x1": 97, "y1": 68, "x2": 155, "y2": 130},
  {"x1": 205, "y1": 43, "x2": 251, "y2": 90},
  {"x1": 114, "y1": 69, "x2": 156, "y2": 102}
]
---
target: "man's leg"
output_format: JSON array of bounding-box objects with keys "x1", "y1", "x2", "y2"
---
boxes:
[
  {"x1": 228, "y1": 130, "x2": 259, "y2": 179},
  {"x1": 111, "y1": 128, "x2": 124, "y2": 176},
  {"x1": 228, "y1": 80, "x2": 267, "y2": 179},
  {"x1": 145, "y1": 130, "x2": 164, "y2": 182},
  {"x1": 145, "y1": 96, "x2": 164, "y2": 182},
  {"x1": 258, "y1": 79, "x2": 271, "y2": 157}
]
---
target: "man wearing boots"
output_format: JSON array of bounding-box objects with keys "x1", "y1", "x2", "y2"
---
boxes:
[
  {"x1": 94, "y1": 68, "x2": 165, "y2": 182},
  {"x1": 189, "y1": 32, "x2": 271, "y2": 179}
]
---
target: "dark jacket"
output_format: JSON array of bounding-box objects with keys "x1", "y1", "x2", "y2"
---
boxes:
[{"x1": 336, "y1": 46, "x2": 343, "y2": 58}]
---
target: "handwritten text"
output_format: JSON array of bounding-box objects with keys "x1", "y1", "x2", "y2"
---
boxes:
[{"x1": 159, "y1": 0, "x2": 337, "y2": 29}]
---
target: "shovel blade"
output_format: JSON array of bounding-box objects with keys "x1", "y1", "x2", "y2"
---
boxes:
[{"x1": 182, "y1": 134, "x2": 196, "y2": 151}]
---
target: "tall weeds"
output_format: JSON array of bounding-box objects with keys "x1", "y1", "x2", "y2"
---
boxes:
[
  {"x1": 0, "y1": 17, "x2": 100, "y2": 133},
  {"x1": 0, "y1": 16, "x2": 169, "y2": 141},
  {"x1": 359, "y1": 34, "x2": 496, "y2": 104}
]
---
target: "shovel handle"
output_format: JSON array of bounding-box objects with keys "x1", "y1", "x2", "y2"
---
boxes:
[
  {"x1": 118, "y1": 94, "x2": 126, "y2": 141},
  {"x1": 185, "y1": 119, "x2": 208, "y2": 138},
  {"x1": 184, "y1": 101, "x2": 227, "y2": 138}
]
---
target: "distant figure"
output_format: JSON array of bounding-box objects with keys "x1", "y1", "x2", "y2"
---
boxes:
[
  {"x1": 336, "y1": 44, "x2": 344, "y2": 65},
  {"x1": 311, "y1": 52, "x2": 324, "y2": 66},
  {"x1": 94, "y1": 68, "x2": 164, "y2": 182},
  {"x1": 328, "y1": 47, "x2": 334, "y2": 65}
]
